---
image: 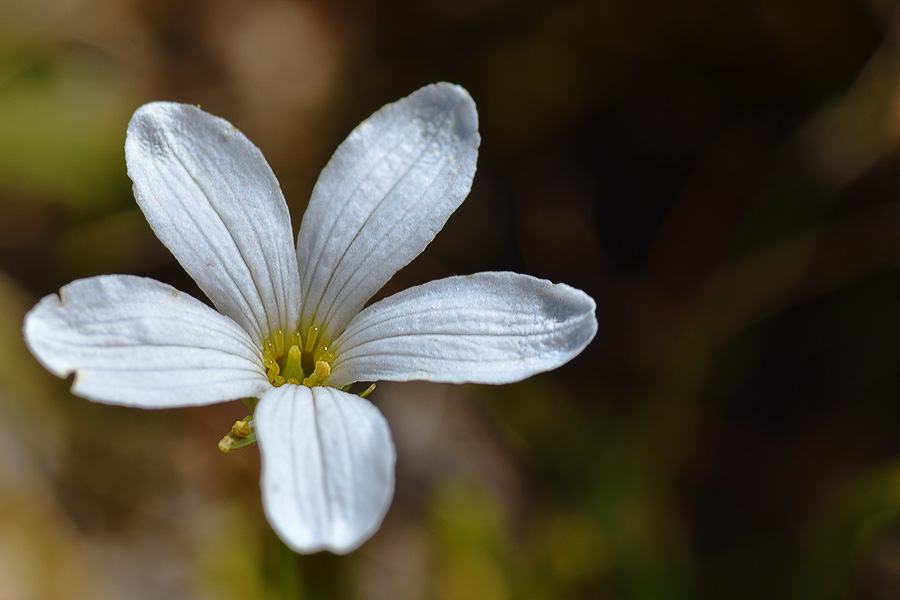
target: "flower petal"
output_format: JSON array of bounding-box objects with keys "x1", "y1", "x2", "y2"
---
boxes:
[
  {"x1": 23, "y1": 275, "x2": 269, "y2": 408},
  {"x1": 126, "y1": 102, "x2": 301, "y2": 343},
  {"x1": 296, "y1": 83, "x2": 480, "y2": 342},
  {"x1": 328, "y1": 272, "x2": 597, "y2": 387},
  {"x1": 255, "y1": 384, "x2": 395, "y2": 554}
]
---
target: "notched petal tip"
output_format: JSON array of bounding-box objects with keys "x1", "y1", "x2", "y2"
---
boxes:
[
  {"x1": 418, "y1": 82, "x2": 480, "y2": 144},
  {"x1": 125, "y1": 99, "x2": 302, "y2": 342},
  {"x1": 128, "y1": 100, "x2": 200, "y2": 128},
  {"x1": 555, "y1": 286, "x2": 598, "y2": 360},
  {"x1": 23, "y1": 275, "x2": 270, "y2": 409},
  {"x1": 256, "y1": 386, "x2": 396, "y2": 554},
  {"x1": 23, "y1": 293, "x2": 73, "y2": 379},
  {"x1": 126, "y1": 102, "x2": 193, "y2": 159},
  {"x1": 544, "y1": 281, "x2": 598, "y2": 340},
  {"x1": 296, "y1": 82, "x2": 482, "y2": 340},
  {"x1": 544, "y1": 280, "x2": 597, "y2": 320},
  {"x1": 329, "y1": 272, "x2": 597, "y2": 387}
]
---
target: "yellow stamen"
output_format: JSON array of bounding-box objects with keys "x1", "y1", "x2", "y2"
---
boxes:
[
  {"x1": 314, "y1": 360, "x2": 331, "y2": 378},
  {"x1": 266, "y1": 359, "x2": 280, "y2": 384},
  {"x1": 261, "y1": 327, "x2": 336, "y2": 388},
  {"x1": 304, "y1": 326, "x2": 319, "y2": 353},
  {"x1": 231, "y1": 419, "x2": 252, "y2": 438},
  {"x1": 273, "y1": 329, "x2": 285, "y2": 356},
  {"x1": 218, "y1": 416, "x2": 256, "y2": 452},
  {"x1": 302, "y1": 360, "x2": 332, "y2": 387},
  {"x1": 314, "y1": 346, "x2": 335, "y2": 363}
]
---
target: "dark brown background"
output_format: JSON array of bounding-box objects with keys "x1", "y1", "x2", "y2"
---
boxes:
[{"x1": 2, "y1": 0, "x2": 900, "y2": 598}]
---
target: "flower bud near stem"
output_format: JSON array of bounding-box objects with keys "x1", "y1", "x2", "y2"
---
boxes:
[{"x1": 218, "y1": 416, "x2": 256, "y2": 452}]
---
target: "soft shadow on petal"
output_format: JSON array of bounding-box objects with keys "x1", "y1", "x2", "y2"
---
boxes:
[
  {"x1": 328, "y1": 272, "x2": 597, "y2": 387},
  {"x1": 23, "y1": 275, "x2": 270, "y2": 408},
  {"x1": 126, "y1": 102, "x2": 302, "y2": 343},
  {"x1": 255, "y1": 384, "x2": 395, "y2": 554},
  {"x1": 296, "y1": 83, "x2": 480, "y2": 342}
]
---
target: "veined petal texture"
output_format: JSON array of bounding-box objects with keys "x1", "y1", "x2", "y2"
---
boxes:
[
  {"x1": 328, "y1": 272, "x2": 597, "y2": 387},
  {"x1": 255, "y1": 385, "x2": 395, "y2": 554},
  {"x1": 23, "y1": 275, "x2": 269, "y2": 408},
  {"x1": 297, "y1": 83, "x2": 480, "y2": 342},
  {"x1": 126, "y1": 102, "x2": 302, "y2": 344}
]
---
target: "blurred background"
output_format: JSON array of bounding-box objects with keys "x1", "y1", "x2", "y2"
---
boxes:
[{"x1": 3, "y1": 0, "x2": 900, "y2": 598}]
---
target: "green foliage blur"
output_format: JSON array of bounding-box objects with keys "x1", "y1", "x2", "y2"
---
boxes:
[{"x1": 2, "y1": 0, "x2": 900, "y2": 598}]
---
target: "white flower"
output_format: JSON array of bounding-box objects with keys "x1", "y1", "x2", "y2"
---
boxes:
[{"x1": 23, "y1": 83, "x2": 597, "y2": 554}]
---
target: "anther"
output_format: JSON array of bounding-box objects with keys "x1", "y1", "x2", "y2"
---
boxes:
[
  {"x1": 262, "y1": 327, "x2": 336, "y2": 388},
  {"x1": 231, "y1": 419, "x2": 252, "y2": 438},
  {"x1": 302, "y1": 360, "x2": 332, "y2": 387},
  {"x1": 266, "y1": 361, "x2": 280, "y2": 384},
  {"x1": 314, "y1": 346, "x2": 335, "y2": 363},
  {"x1": 314, "y1": 360, "x2": 331, "y2": 379}
]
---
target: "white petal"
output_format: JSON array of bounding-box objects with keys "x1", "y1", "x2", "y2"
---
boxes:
[
  {"x1": 126, "y1": 102, "x2": 301, "y2": 343},
  {"x1": 328, "y1": 272, "x2": 597, "y2": 387},
  {"x1": 255, "y1": 385, "x2": 395, "y2": 554},
  {"x1": 297, "y1": 83, "x2": 480, "y2": 343},
  {"x1": 23, "y1": 275, "x2": 269, "y2": 408}
]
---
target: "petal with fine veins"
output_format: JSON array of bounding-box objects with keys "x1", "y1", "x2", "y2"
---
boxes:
[
  {"x1": 23, "y1": 275, "x2": 269, "y2": 408},
  {"x1": 328, "y1": 272, "x2": 597, "y2": 387},
  {"x1": 296, "y1": 83, "x2": 480, "y2": 342},
  {"x1": 255, "y1": 384, "x2": 395, "y2": 554},
  {"x1": 126, "y1": 102, "x2": 301, "y2": 344}
]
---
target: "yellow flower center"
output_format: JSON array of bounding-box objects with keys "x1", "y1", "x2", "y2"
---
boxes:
[{"x1": 261, "y1": 326, "x2": 335, "y2": 387}]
